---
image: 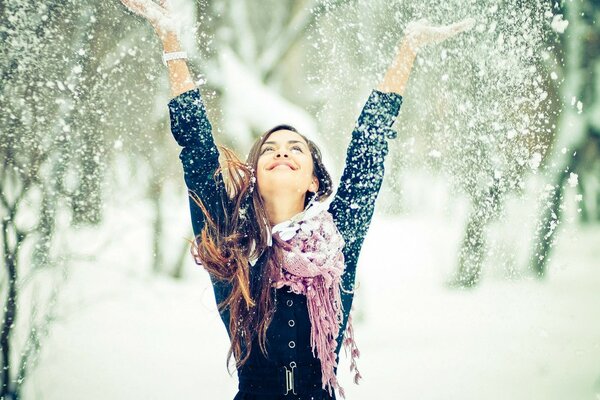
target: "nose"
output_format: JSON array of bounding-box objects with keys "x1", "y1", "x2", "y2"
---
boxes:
[{"x1": 275, "y1": 148, "x2": 290, "y2": 158}]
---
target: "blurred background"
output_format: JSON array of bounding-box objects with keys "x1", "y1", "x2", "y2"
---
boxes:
[{"x1": 1, "y1": 0, "x2": 599, "y2": 399}]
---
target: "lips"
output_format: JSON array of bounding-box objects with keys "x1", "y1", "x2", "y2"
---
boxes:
[{"x1": 268, "y1": 160, "x2": 297, "y2": 170}]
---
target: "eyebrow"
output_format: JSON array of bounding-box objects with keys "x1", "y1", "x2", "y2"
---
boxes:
[{"x1": 261, "y1": 140, "x2": 307, "y2": 147}]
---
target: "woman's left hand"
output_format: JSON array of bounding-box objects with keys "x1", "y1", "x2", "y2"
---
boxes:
[
  {"x1": 404, "y1": 18, "x2": 476, "y2": 52},
  {"x1": 119, "y1": 0, "x2": 178, "y2": 40},
  {"x1": 377, "y1": 18, "x2": 475, "y2": 95}
]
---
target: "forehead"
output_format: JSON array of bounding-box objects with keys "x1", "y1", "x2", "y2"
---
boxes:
[{"x1": 263, "y1": 129, "x2": 308, "y2": 146}]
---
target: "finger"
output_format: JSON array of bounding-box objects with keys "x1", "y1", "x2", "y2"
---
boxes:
[
  {"x1": 159, "y1": 0, "x2": 172, "y2": 11},
  {"x1": 120, "y1": 0, "x2": 148, "y2": 17},
  {"x1": 121, "y1": 0, "x2": 163, "y2": 21},
  {"x1": 428, "y1": 25, "x2": 461, "y2": 40},
  {"x1": 433, "y1": 18, "x2": 476, "y2": 42},
  {"x1": 406, "y1": 18, "x2": 429, "y2": 31},
  {"x1": 451, "y1": 17, "x2": 476, "y2": 33}
]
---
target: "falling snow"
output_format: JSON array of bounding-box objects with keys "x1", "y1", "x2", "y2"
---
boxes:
[
  {"x1": 1, "y1": 0, "x2": 599, "y2": 399},
  {"x1": 550, "y1": 14, "x2": 569, "y2": 34}
]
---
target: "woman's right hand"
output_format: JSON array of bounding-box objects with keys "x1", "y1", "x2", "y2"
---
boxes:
[
  {"x1": 120, "y1": 0, "x2": 178, "y2": 41},
  {"x1": 120, "y1": 0, "x2": 194, "y2": 99}
]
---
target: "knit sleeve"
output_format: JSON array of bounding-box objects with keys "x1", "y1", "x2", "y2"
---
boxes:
[
  {"x1": 168, "y1": 89, "x2": 232, "y2": 316},
  {"x1": 329, "y1": 89, "x2": 402, "y2": 248},
  {"x1": 328, "y1": 89, "x2": 402, "y2": 338},
  {"x1": 168, "y1": 88, "x2": 227, "y2": 238}
]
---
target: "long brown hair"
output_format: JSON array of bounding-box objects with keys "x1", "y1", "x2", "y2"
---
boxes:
[{"x1": 189, "y1": 124, "x2": 333, "y2": 372}]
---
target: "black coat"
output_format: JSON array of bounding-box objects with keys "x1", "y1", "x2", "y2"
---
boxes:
[{"x1": 168, "y1": 88, "x2": 403, "y2": 399}]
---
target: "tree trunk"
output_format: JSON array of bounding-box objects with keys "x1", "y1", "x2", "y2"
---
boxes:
[
  {"x1": 531, "y1": 126, "x2": 595, "y2": 276},
  {"x1": 171, "y1": 238, "x2": 191, "y2": 280},
  {"x1": 530, "y1": 167, "x2": 569, "y2": 276},
  {"x1": 451, "y1": 179, "x2": 503, "y2": 287},
  {"x1": 1, "y1": 217, "x2": 20, "y2": 399},
  {"x1": 529, "y1": 0, "x2": 596, "y2": 276},
  {"x1": 71, "y1": 135, "x2": 104, "y2": 226},
  {"x1": 150, "y1": 177, "x2": 163, "y2": 274}
]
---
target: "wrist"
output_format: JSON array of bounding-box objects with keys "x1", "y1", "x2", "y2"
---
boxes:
[
  {"x1": 400, "y1": 37, "x2": 419, "y2": 57},
  {"x1": 162, "y1": 51, "x2": 188, "y2": 66},
  {"x1": 160, "y1": 31, "x2": 182, "y2": 52}
]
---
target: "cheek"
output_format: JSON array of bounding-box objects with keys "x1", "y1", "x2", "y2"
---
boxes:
[
  {"x1": 255, "y1": 158, "x2": 268, "y2": 186},
  {"x1": 256, "y1": 169, "x2": 265, "y2": 186},
  {"x1": 300, "y1": 157, "x2": 315, "y2": 176}
]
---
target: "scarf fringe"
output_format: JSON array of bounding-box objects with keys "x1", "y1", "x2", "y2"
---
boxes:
[
  {"x1": 343, "y1": 313, "x2": 362, "y2": 385},
  {"x1": 271, "y1": 208, "x2": 362, "y2": 398}
]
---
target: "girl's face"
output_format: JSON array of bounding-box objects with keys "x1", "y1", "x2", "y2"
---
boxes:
[{"x1": 256, "y1": 129, "x2": 319, "y2": 201}]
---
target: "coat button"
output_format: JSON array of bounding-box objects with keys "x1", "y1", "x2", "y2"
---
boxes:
[
  {"x1": 288, "y1": 341, "x2": 296, "y2": 349},
  {"x1": 288, "y1": 320, "x2": 295, "y2": 327},
  {"x1": 286, "y1": 300, "x2": 293, "y2": 307}
]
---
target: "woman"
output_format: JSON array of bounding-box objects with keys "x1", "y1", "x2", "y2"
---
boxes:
[{"x1": 120, "y1": 1, "x2": 474, "y2": 398}]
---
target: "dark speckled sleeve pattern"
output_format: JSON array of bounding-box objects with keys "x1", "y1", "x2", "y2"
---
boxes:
[
  {"x1": 330, "y1": 89, "x2": 403, "y2": 247},
  {"x1": 168, "y1": 89, "x2": 232, "y2": 329},
  {"x1": 329, "y1": 89, "x2": 402, "y2": 348},
  {"x1": 168, "y1": 88, "x2": 225, "y2": 236}
]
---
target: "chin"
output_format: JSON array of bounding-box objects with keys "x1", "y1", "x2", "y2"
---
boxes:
[{"x1": 259, "y1": 184, "x2": 306, "y2": 198}]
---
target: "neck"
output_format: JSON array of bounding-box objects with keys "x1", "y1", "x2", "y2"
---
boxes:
[{"x1": 263, "y1": 193, "x2": 306, "y2": 226}]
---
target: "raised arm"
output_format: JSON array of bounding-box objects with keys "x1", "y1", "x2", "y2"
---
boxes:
[
  {"x1": 162, "y1": 32, "x2": 196, "y2": 98},
  {"x1": 332, "y1": 18, "x2": 476, "y2": 341},
  {"x1": 120, "y1": 0, "x2": 195, "y2": 98},
  {"x1": 332, "y1": 18, "x2": 476, "y2": 254},
  {"x1": 377, "y1": 18, "x2": 476, "y2": 96},
  {"x1": 120, "y1": 0, "x2": 222, "y2": 203},
  {"x1": 376, "y1": 39, "x2": 416, "y2": 96},
  {"x1": 120, "y1": 0, "x2": 232, "y2": 319},
  {"x1": 329, "y1": 89, "x2": 402, "y2": 294}
]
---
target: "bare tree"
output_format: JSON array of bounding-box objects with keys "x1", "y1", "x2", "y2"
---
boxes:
[
  {"x1": 0, "y1": 0, "x2": 160, "y2": 396},
  {"x1": 530, "y1": 0, "x2": 600, "y2": 276}
]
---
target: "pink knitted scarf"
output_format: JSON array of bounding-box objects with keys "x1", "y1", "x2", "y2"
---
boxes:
[{"x1": 269, "y1": 198, "x2": 362, "y2": 398}]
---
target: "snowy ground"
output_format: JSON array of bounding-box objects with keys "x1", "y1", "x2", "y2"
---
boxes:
[{"x1": 23, "y1": 183, "x2": 600, "y2": 400}]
